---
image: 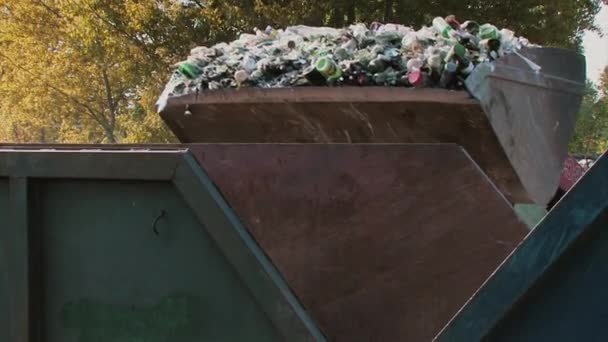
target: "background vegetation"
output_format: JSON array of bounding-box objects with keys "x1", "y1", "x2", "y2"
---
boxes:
[{"x1": 0, "y1": 0, "x2": 605, "y2": 155}]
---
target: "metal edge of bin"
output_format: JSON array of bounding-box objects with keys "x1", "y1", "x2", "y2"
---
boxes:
[
  {"x1": 433, "y1": 150, "x2": 608, "y2": 342},
  {"x1": 0, "y1": 148, "x2": 326, "y2": 342},
  {"x1": 466, "y1": 46, "x2": 586, "y2": 205}
]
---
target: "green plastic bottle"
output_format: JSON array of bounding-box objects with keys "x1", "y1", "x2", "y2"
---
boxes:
[
  {"x1": 478, "y1": 24, "x2": 501, "y2": 41},
  {"x1": 432, "y1": 17, "x2": 455, "y2": 39},
  {"x1": 315, "y1": 57, "x2": 342, "y2": 82},
  {"x1": 178, "y1": 62, "x2": 202, "y2": 79},
  {"x1": 451, "y1": 43, "x2": 475, "y2": 75}
]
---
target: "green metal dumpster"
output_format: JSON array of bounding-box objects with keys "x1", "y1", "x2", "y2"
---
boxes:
[
  {"x1": 0, "y1": 148, "x2": 324, "y2": 342},
  {"x1": 435, "y1": 151, "x2": 608, "y2": 342}
]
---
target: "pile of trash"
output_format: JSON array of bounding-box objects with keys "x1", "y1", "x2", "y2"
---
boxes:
[{"x1": 159, "y1": 15, "x2": 537, "y2": 103}]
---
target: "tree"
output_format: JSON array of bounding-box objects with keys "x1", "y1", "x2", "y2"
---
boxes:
[
  {"x1": 569, "y1": 67, "x2": 608, "y2": 156},
  {"x1": 0, "y1": 0, "x2": 603, "y2": 143},
  {"x1": 0, "y1": 0, "x2": 211, "y2": 143}
]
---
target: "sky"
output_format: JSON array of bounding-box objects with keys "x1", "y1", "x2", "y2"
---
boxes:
[{"x1": 582, "y1": 3, "x2": 608, "y2": 84}]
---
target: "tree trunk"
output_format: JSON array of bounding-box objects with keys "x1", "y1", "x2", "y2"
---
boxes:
[
  {"x1": 347, "y1": 0, "x2": 357, "y2": 24},
  {"x1": 330, "y1": 1, "x2": 344, "y2": 27},
  {"x1": 383, "y1": 0, "x2": 393, "y2": 22}
]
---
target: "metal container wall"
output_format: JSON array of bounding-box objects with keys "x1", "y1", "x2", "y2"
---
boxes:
[
  {"x1": 435, "y1": 151, "x2": 608, "y2": 342},
  {"x1": 0, "y1": 148, "x2": 324, "y2": 342},
  {"x1": 187, "y1": 143, "x2": 529, "y2": 341}
]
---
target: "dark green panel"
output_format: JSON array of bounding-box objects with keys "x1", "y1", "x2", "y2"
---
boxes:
[
  {"x1": 485, "y1": 209, "x2": 608, "y2": 342},
  {"x1": 436, "y1": 151, "x2": 608, "y2": 342},
  {"x1": 0, "y1": 178, "x2": 9, "y2": 341},
  {"x1": 39, "y1": 179, "x2": 280, "y2": 342}
]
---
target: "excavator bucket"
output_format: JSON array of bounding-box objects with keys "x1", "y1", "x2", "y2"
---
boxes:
[{"x1": 159, "y1": 47, "x2": 586, "y2": 205}]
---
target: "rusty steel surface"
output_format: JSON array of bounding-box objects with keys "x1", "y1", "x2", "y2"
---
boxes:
[{"x1": 185, "y1": 143, "x2": 529, "y2": 342}]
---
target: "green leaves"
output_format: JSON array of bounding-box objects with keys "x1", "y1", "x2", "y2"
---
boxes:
[{"x1": 570, "y1": 74, "x2": 608, "y2": 155}]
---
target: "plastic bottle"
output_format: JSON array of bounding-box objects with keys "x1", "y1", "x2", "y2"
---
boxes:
[
  {"x1": 351, "y1": 24, "x2": 369, "y2": 43},
  {"x1": 445, "y1": 15, "x2": 461, "y2": 30},
  {"x1": 479, "y1": 24, "x2": 502, "y2": 61},
  {"x1": 406, "y1": 58, "x2": 424, "y2": 72},
  {"x1": 262, "y1": 62, "x2": 282, "y2": 76},
  {"x1": 385, "y1": 68, "x2": 398, "y2": 85},
  {"x1": 302, "y1": 66, "x2": 322, "y2": 85},
  {"x1": 397, "y1": 71, "x2": 411, "y2": 87},
  {"x1": 432, "y1": 17, "x2": 455, "y2": 39},
  {"x1": 368, "y1": 56, "x2": 387, "y2": 74},
  {"x1": 461, "y1": 21, "x2": 480, "y2": 35},
  {"x1": 334, "y1": 47, "x2": 350, "y2": 61},
  {"x1": 374, "y1": 68, "x2": 398, "y2": 86},
  {"x1": 408, "y1": 68, "x2": 430, "y2": 88},
  {"x1": 373, "y1": 71, "x2": 387, "y2": 85},
  {"x1": 450, "y1": 43, "x2": 475, "y2": 75},
  {"x1": 243, "y1": 56, "x2": 257, "y2": 73},
  {"x1": 315, "y1": 57, "x2": 342, "y2": 82},
  {"x1": 341, "y1": 38, "x2": 358, "y2": 52},
  {"x1": 249, "y1": 70, "x2": 264, "y2": 82},
  {"x1": 372, "y1": 45, "x2": 384, "y2": 56},
  {"x1": 234, "y1": 70, "x2": 249, "y2": 87},
  {"x1": 402, "y1": 35, "x2": 423, "y2": 54},
  {"x1": 427, "y1": 53, "x2": 443, "y2": 74},
  {"x1": 439, "y1": 60, "x2": 458, "y2": 88},
  {"x1": 178, "y1": 62, "x2": 202, "y2": 79},
  {"x1": 303, "y1": 65, "x2": 325, "y2": 85},
  {"x1": 478, "y1": 24, "x2": 501, "y2": 41},
  {"x1": 479, "y1": 38, "x2": 502, "y2": 61},
  {"x1": 265, "y1": 25, "x2": 278, "y2": 38},
  {"x1": 357, "y1": 73, "x2": 370, "y2": 86},
  {"x1": 499, "y1": 29, "x2": 516, "y2": 53}
]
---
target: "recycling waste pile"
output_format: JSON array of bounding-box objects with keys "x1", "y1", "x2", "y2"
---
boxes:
[{"x1": 158, "y1": 15, "x2": 538, "y2": 106}]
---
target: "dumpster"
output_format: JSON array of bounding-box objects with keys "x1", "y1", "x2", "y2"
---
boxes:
[
  {"x1": 0, "y1": 144, "x2": 529, "y2": 341},
  {"x1": 435, "y1": 151, "x2": 608, "y2": 342},
  {"x1": 0, "y1": 45, "x2": 586, "y2": 341},
  {"x1": 0, "y1": 148, "x2": 324, "y2": 342}
]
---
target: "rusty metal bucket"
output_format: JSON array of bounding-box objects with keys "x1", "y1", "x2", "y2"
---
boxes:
[{"x1": 159, "y1": 47, "x2": 585, "y2": 205}]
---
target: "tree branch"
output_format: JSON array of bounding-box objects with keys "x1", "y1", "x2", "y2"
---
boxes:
[
  {"x1": 101, "y1": 66, "x2": 117, "y2": 131},
  {"x1": 192, "y1": 0, "x2": 206, "y2": 9},
  {"x1": 33, "y1": 0, "x2": 63, "y2": 19},
  {"x1": 80, "y1": 2, "x2": 159, "y2": 62},
  {"x1": 0, "y1": 51, "x2": 115, "y2": 142}
]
